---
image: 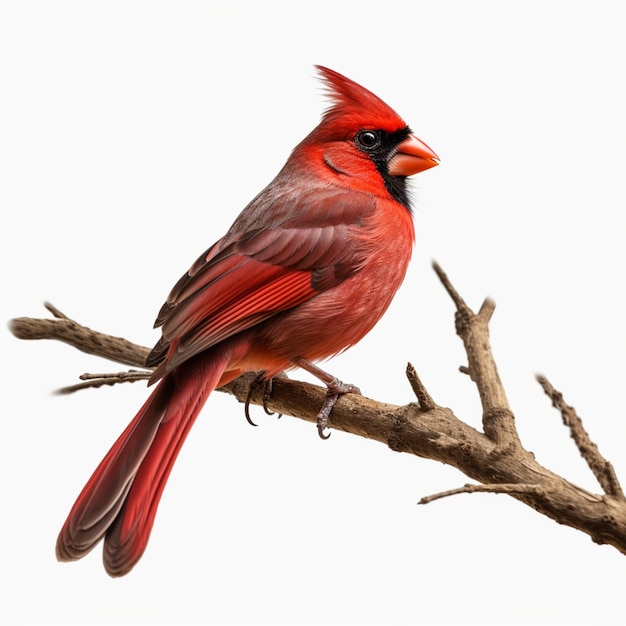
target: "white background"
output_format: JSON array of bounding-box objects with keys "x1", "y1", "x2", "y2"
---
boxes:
[{"x1": 1, "y1": 1, "x2": 625, "y2": 624}]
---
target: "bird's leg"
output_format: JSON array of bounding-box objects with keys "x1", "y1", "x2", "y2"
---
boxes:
[
  {"x1": 244, "y1": 372, "x2": 284, "y2": 427},
  {"x1": 292, "y1": 357, "x2": 360, "y2": 439}
]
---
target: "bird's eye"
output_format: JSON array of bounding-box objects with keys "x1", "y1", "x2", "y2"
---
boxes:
[{"x1": 355, "y1": 130, "x2": 382, "y2": 151}]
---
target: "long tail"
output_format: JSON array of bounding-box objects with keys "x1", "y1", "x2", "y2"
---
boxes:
[{"x1": 56, "y1": 348, "x2": 232, "y2": 577}]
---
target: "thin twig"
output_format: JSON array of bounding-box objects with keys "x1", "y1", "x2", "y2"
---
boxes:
[
  {"x1": 405, "y1": 362, "x2": 436, "y2": 411},
  {"x1": 419, "y1": 482, "x2": 547, "y2": 505},
  {"x1": 477, "y1": 297, "x2": 496, "y2": 322},
  {"x1": 44, "y1": 302, "x2": 70, "y2": 319},
  {"x1": 536, "y1": 374, "x2": 625, "y2": 499},
  {"x1": 432, "y1": 261, "x2": 467, "y2": 311},
  {"x1": 57, "y1": 370, "x2": 153, "y2": 394}
]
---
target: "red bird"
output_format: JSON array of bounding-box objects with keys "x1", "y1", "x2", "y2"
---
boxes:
[{"x1": 56, "y1": 66, "x2": 439, "y2": 576}]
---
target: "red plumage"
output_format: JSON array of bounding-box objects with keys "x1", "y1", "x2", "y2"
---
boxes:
[{"x1": 56, "y1": 65, "x2": 439, "y2": 576}]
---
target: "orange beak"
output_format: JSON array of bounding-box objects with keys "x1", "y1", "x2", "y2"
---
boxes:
[{"x1": 388, "y1": 134, "x2": 440, "y2": 176}]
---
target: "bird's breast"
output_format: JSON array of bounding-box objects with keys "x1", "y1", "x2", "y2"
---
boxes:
[{"x1": 254, "y1": 198, "x2": 414, "y2": 365}]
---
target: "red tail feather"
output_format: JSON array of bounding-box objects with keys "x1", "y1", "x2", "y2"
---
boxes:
[{"x1": 57, "y1": 349, "x2": 232, "y2": 576}]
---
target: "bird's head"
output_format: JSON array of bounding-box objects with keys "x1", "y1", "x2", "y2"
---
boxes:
[{"x1": 295, "y1": 65, "x2": 439, "y2": 209}]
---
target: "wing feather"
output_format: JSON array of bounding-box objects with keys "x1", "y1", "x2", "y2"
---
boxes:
[{"x1": 147, "y1": 187, "x2": 376, "y2": 378}]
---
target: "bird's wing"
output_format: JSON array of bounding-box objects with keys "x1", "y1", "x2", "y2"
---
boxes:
[{"x1": 147, "y1": 188, "x2": 373, "y2": 377}]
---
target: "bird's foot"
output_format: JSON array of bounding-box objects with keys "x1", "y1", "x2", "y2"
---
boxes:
[
  {"x1": 244, "y1": 373, "x2": 285, "y2": 427},
  {"x1": 291, "y1": 357, "x2": 360, "y2": 440},
  {"x1": 316, "y1": 378, "x2": 360, "y2": 439}
]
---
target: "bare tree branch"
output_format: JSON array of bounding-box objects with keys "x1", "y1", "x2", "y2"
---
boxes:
[
  {"x1": 536, "y1": 374, "x2": 625, "y2": 499},
  {"x1": 8, "y1": 264, "x2": 626, "y2": 557},
  {"x1": 432, "y1": 262, "x2": 517, "y2": 446},
  {"x1": 9, "y1": 313, "x2": 150, "y2": 368}
]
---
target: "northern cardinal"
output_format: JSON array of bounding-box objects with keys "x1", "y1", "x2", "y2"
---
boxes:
[{"x1": 56, "y1": 66, "x2": 439, "y2": 576}]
